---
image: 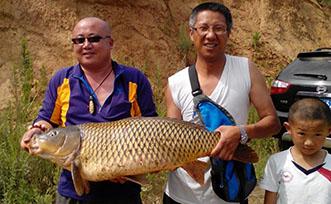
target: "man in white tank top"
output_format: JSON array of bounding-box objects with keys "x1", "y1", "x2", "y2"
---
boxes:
[{"x1": 163, "y1": 2, "x2": 281, "y2": 204}]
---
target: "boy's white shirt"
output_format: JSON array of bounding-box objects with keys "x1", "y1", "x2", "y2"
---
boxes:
[{"x1": 259, "y1": 148, "x2": 331, "y2": 204}]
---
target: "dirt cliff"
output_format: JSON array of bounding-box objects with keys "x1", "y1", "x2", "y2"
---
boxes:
[{"x1": 0, "y1": 0, "x2": 330, "y2": 109}]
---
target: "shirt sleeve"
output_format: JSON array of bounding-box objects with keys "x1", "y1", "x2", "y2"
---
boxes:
[
  {"x1": 259, "y1": 155, "x2": 280, "y2": 193},
  {"x1": 136, "y1": 71, "x2": 158, "y2": 117},
  {"x1": 34, "y1": 71, "x2": 62, "y2": 127}
]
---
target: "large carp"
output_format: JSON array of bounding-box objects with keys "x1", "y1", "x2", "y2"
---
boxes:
[{"x1": 27, "y1": 117, "x2": 258, "y2": 196}]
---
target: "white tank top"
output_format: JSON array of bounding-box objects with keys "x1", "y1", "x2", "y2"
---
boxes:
[{"x1": 165, "y1": 55, "x2": 251, "y2": 204}]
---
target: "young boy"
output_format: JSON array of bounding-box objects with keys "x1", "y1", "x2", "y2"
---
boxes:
[{"x1": 259, "y1": 98, "x2": 331, "y2": 204}]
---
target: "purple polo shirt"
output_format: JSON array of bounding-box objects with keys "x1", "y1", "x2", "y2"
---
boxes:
[{"x1": 35, "y1": 60, "x2": 157, "y2": 201}]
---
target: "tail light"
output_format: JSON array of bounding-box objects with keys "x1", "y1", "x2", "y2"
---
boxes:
[{"x1": 270, "y1": 80, "x2": 290, "y2": 94}]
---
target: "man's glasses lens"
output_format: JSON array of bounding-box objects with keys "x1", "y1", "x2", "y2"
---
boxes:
[
  {"x1": 72, "y1": 36, "x2": 110, "y2": 44},
  {"x1": 192, "y1": 26, "x2": 227, "y2": 36}
]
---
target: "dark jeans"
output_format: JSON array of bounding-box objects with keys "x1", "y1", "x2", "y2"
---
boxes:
[
  {"x1": 163, "y1": 193, "x2": 248, "y2": 204},
  {"x1": 162, "y1": 193, "x2": 180, "y2": 204},
  {"x1": 56, "y1": 193, "x2": 142, "y2": 204}
]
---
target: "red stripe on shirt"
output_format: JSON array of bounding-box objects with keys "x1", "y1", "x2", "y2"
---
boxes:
[{"x1": 318, "y1": 167, "x2": 331, "y2": 182}]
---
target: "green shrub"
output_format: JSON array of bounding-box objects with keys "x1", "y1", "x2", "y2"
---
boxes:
[
  {"x1": 247, "y1": 106, "x2": 279, "y2": 179},
  {"x1": 252, "y1": 31, "x2": 261, "y2": 49},
  {"x1": 318, "y1": 0, "x2": 331, "y2": 6},
  {"x1": 0, "y1": 39, "x2": 60, "y2": 204},
  {"x1": 151, "y1": 60, "x2": 166, "y2": 117},
  {"x1": 174, "y1": 24, "x2": 193, "y2": 55}
]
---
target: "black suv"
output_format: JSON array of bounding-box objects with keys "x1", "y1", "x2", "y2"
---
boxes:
[{"x1": 270, "y1": 47, "x2": 331, "y2": 152}]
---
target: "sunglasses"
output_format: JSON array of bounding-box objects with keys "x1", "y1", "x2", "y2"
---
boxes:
[{"x1": 72, "y1": 36, "x2": 111, "y2": 44}]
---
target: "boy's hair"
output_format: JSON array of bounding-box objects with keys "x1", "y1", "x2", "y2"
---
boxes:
[
  {"x1": 288, "y1": 98, "x2": 331, "y2": 125},
  {"x1": 189, "y1": 2, "x2": 233, "y2": 32}
]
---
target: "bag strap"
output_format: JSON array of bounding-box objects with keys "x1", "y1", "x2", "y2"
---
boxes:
[
  {"x1": 188, "y1": 64, "x2": 203, "y2": 97},
  {"x1": 188, "y1": 64, "x2": 255, "y2": 203}
]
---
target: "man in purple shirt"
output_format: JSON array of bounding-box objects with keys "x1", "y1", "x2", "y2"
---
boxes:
[{"x1": 20, "y1": 17, "x2": 157, "y2": 204}]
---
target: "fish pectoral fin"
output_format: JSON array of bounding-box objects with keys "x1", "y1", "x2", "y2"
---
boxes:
[
  {"x1": 182, "y1": 160, "x2": 209, "y2": 185},
  {"x1": 63, "y1": 142, "x2": 81, "y2": 167},
  {"x1": 233, "y1": 144, "x2": 259, "y2": 163},
  {"x1": 123, "y1": 174, "x2": 149, "y2": 186},
  {"x1": 71, "y1": 159, "x2": 90, "y2": 196}
]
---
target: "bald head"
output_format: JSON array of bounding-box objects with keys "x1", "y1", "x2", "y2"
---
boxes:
[
  {"x1": 71, "y1": 17, "x2": 114, "y2": 70},
  {"x1": 72, "y1": 17, "x2": 111, "y2": 37},
  {"x1": 288, "y1": 98, "x2": 331, "y2": 125}
]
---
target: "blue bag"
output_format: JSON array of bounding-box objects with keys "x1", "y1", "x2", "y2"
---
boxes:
[{"x1": 189, "y1": 65, "x2": 256, "y2": 203}]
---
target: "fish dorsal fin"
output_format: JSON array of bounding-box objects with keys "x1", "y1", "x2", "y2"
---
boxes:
[
  {"x1": 182, "y1": 160, "x2": 209, "y2": 185},
  {"x1": 123, "y1": 174, "x2": 149, "y2": 186},
  {"x1": 71, "y1": 159, "x2": 90, "y2": 196}
]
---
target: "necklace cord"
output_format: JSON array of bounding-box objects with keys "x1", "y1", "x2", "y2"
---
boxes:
[
  {"x1": 93, "y1": 68, "x2": 113, "y2": 94},
  {"x1": 88, "y1": 68, "x2": 113, "y2": 115}
]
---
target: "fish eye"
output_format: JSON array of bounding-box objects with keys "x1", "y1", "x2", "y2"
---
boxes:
[{"x1": 49, "y1": 130, "x2": 58, "y2": 137}]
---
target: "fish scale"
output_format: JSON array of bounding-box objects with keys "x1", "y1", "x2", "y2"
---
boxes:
[
  {"x1": 76, "y1": 118, "x2": 217, "y2": 180},
  {"x1": 28, "y1": 117, "x2": 258, "y2": 196}
]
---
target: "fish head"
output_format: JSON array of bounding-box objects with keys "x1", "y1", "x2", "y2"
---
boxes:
[{"x1": 28, "y1": 126, "x2": 81, "y2": 166}]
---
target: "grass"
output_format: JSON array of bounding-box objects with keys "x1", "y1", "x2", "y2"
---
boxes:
[
  {"x1": 252, "y1": 31, "x2": 261, "y2": 49},
  {"x1": 174, "y1": 24, "x2": 194, "y2": 57},
  {"x1": 318, "y1": 0, "x2": 331, "y2": 6},
  {"x1": 158, "y1": 17, "x2": 173, "y2": 37},
  {"x1": 247, "y1": 107, "x2": 279, "y2": 179},
  {"x1": 0, "y1": 39, "x2": 60, "y2": 203},
  {"x1": 0, "y1": 39, "x2": 278, "y2": 203},
  {"x1": 141, "y1": 171, "x2": 168, "y2": 203},
  {"x1": 151, "y1": 60, "x2": 166, "y2": 117}
]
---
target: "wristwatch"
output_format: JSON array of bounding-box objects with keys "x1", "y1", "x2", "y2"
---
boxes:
[{"x1": 238, "y1": 125, "x2": 248, "y2": 144}]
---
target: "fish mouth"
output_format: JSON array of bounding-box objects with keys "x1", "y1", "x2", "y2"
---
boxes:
[
  {"x1": 28, "y1": 146, "x2": 40, "y2": 155},
  {"x1": 27, "y1": 136, "x2": 41, "y2": 155}
]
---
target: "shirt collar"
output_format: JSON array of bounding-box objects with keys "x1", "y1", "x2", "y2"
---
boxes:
[{"x1": 72, "y1": 60, "x2": 125, "y2": 79}]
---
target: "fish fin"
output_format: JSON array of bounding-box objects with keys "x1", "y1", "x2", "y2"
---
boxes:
[
  {"x1": 123, "y1": 174, "x2": 149, "y2": 186},
  {"x1": 71, "y1": 159, "x2": 90, "y2": 196},
  {"x1": 233, "y1": 144, "x2": 259, "y2": 163},
  {"x1": 63, "y1": 140, "x2": 81, "y2": 167},
  {"x1": 63, "y1": 153, "x2": 77, "y2": 167},
  {"x1": 182, "y1": 160, "x2": 209, "y2": 185}
]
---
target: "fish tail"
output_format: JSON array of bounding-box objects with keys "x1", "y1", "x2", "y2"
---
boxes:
[{"x1": 232, "y1": 144, "x2": 259, "y2": 163}]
